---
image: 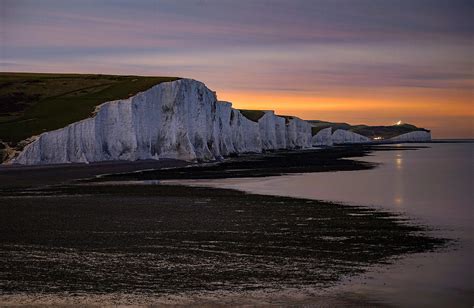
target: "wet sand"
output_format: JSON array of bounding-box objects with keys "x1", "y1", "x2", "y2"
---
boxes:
[{"x1": 0, "y1": 158, "x2": 191, "y2": 188}]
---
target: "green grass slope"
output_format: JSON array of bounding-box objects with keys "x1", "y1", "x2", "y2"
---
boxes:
[
  {"x1": 0, "y1": 73, "x2": 179, "y2": 144},
  {"x1": 309, "y1": 120, "x2": 351, "y2": 135},
  {"x1": 238, "y1": 109, "x2": 266, "y2": 122}
]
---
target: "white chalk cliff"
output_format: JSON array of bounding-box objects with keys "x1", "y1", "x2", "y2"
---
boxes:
[
  {"x1": 10, "y1": 79, "x2": 432, "y2": 165},
  {"x1": 12, "y1": 79, "x2": 312, "y2": 165},
  {"x1": 311, "y1": 127, "x2": 333, "y2": 146},
  {"x1": 388, "y1": 131, "x2": 431, "y2": 142},
  {"x1": 331, "y1": 129, "x2": 371, "y2": 144}
]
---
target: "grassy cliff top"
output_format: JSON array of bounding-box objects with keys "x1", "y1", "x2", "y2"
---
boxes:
[
  {"x1": 238, "y1": 111, "x2": 301, "y2": 125},
  {"x1": 0, "y1": 72, "x2": 180, "y2": 144},
  {"x1": 308, "y1": 120, "x2": 429, "y2": 139},
  {"x1": 238, "y1": 109, "x2": 266, "y2": 122}
]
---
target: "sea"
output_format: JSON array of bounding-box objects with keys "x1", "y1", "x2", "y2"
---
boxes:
[{"x1": 172, "y1": 142, "x2": 473, "y2": 307}]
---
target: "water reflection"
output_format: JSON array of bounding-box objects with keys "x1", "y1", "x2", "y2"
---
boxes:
[
  {"x1": 394, "y1": 197, "x2": 403, "y2": 205},
  {"x1": 169, "y1": 143, "x2": 474, "y2": 307},
  {"x1": 395, "y1": 152, "x2": 403, "y2": 170},
  {"x1": 394, "y1": 151, "x2": 404, "y2": 206}
]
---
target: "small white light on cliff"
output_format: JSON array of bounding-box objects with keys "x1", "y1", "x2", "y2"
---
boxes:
[{"x1": 396, "y1": 120, "x2": 402, "y2": 125}]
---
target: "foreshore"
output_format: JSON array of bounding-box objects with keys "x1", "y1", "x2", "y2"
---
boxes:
[
  {"x1": 0, "y1": 144, "x2": 427, "y2": 188},
  {"x1": 0, "y1": 145, "x2": 448, "y2": 305}
]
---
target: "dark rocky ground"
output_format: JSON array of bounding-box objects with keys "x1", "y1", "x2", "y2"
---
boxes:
[
  {"x1": 85, "y1": 145, "x2": 408, "y2": 182},
  {"x1": 0, "y1": 158, "x2": 191, "y2": 188},
  {"x1": 0, "y1": 145, "x2": 448, "y2": 305}
]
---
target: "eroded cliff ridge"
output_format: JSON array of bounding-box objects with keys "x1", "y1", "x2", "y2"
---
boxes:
[
  {"x1": 12, "y1": 79, "x2": 313, "y2": 165},
  {"x1": 8, "y1": 78, "x2": 431, "y2": 165}
]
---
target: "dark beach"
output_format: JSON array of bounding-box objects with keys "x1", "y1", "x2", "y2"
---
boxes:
[{"x1": 0, "y1": 145, "x2": 448, "y2": 305}]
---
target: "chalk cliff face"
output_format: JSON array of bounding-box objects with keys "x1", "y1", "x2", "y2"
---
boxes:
[
  {"x1": 228, "y1": 107, "x2": 262, "y2": 154},
  {"x1": 257, "y1": 112, "x2": 312, "y2": 150},
  {"x1": 10, "y1": 79, "x2": 433, "y2": 165},
  {"x1": 258, "y1": 111, "x2": 283, "y2": 150},
  {"x1": 12, "y1": 79, "x2": 313, "y2": 165},
  {"x1": 311, "y1": 127, "x2": 333, "y2": 146},
  {"x1": 15, "y1": 79, "x2": 218, "y2": 164},
  {"x1": 388, "y1": 131, "x2": 431, "y2": 142},
  {"x1": 331, "y1": 129, "x2": 371, "y2": 144},
  {"x1": 285, "y1": 117, "x2": 313, "y2": 149}
]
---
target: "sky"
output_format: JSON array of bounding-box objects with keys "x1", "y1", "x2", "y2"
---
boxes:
[{"x1": 1, "y1": 0, "x2": 473, "y2": 138}]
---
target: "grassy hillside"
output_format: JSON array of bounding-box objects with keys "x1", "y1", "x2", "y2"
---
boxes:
[
  {"x1": 309, "y1": 120, "x2": 351, "y2": 135},
  {"x1": 0, "y1": 73, "x2": 179, "y2": 144},
  {"x1": 308, "y1": 120, "x2": 429, "y2": 139},
  {"x1": 350, "y1": 124, "x2": 429, "y2": 139},
  {"x1": 238, "y1": 109, "x2": 266, "y2": 122}
]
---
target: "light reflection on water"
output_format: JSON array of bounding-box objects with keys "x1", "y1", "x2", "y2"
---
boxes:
[{"x1": 167, "y1": 142, "x2": 473, "y2": 307}]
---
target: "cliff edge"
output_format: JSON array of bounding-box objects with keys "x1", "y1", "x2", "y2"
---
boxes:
[
  {"x1": 3, "y1": 77, "x2": 432, "y2": 165},
  {"x1": 11, "y1": 79, "x2": 312, "y2": 165}
]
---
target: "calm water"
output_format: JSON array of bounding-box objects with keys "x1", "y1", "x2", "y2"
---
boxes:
[{"x1": 170, "y1": 143, "x2": 474, "y2": 307}]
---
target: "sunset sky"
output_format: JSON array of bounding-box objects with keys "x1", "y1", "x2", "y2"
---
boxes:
[{"x1": 1, "y1": 0, "x2": 473, "y2": 138}]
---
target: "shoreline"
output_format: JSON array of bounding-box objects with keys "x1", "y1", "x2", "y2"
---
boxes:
[
  {"x1": 1, "y1": 145, "x2": 381, "y2": 188},
  {"x1": 0, "y1": 144, "x2": 450, "y2": 305},
  {"x1": 2, "y1": 142, "x2": 461, "y2": 188}
]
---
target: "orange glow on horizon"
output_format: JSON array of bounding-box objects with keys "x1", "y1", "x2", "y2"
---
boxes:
[{"x1": 217, "y1": 88, "x2": 473, "y2": 138}]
